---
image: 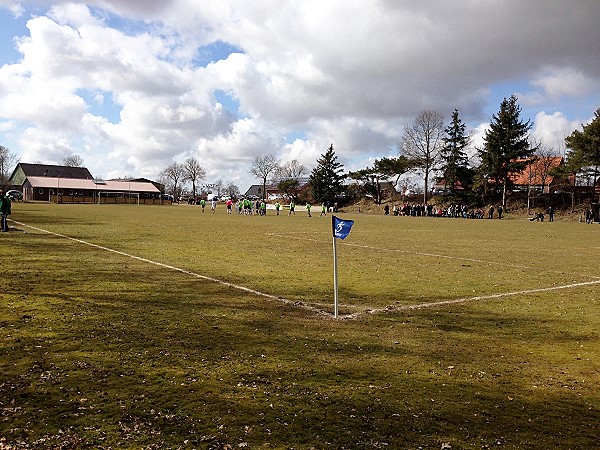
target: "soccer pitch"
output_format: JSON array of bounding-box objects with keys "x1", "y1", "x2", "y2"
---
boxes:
[
  {"x1": 2, "y1": 202, "x2": 599, "y2": 448},
  {"x1": 8, "y1": 202, "x2": 599, "y2": 317}
]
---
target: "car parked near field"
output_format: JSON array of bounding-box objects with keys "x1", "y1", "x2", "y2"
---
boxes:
[{"x1": 6, "y1": 190, "x2": 23, "y2": 201}]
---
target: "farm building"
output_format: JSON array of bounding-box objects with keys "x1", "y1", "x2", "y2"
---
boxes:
[{"x1": 9, "y1": 163, "x2": 165, "y2": 204}]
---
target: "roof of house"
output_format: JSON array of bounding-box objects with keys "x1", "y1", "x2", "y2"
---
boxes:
[
  {"x1": 26, "y1": 176, "x2": 160, "y2": 193},
  {"x1": 510, "y1": 157, "x2": 563, "y2": 186},
  {"x1": 432, "y1": 179, "x2": 465, "y2": 190},
  {"x1": 14, "y1": 163, "x2": 94, "y2": 179}
]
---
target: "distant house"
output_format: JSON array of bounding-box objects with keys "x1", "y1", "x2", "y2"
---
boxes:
[
  {"x1": 432, "y1": 179, "x2": 465, "y2": 195},
  {"x1": 110, "y1": 177, "x2": 165, "y2": 194},
  {"x1": 244, "y1": 184, "x2": 284, "y2": 199},
  {"x1": 244, "y1": 184, "x2": 270, "y2": 198},
  {"x1": 509, "y1": 157, "x2": 565, "y2": 193},
  {"x1": 9, "y1": 163, "x2": 165, "y2": 204},
  {"x1": 245, "y1": 177, "x2": 311, "y2": 201}
]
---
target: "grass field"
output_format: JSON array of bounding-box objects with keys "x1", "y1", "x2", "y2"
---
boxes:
[{"x1": 1, "y1": 202, "x2": 599, "y2": 449}]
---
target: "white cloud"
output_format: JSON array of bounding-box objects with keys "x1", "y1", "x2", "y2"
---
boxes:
[
  {"x1": 533, "y1": 67, "x2": 597, "y2": 100},
  {"x1": 531, "y1": 111, "x2": 581, "y2": 152},
  {"x1": 0, "y1": 1, "x2": 24, "y2": 17},
  {"x1": 1, "y1": 0, "x2": 599, "y2": 190},
  {"x1": 19, "y1": 127, "x2": 75, "y2": 162},
  {"x1": 0, "y1": 120, "x2": 16, "y2": 132}
]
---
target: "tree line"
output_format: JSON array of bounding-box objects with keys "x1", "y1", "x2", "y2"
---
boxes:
[
  {"x1": 160, "y1": 95, "x2": 599, "y2": 209},
  {"x1": 4, "y1": 95, "x2": 596, "y2": 210},
  {"x1": 345, "y1": 96, "x2": 600, "y2": 209}
]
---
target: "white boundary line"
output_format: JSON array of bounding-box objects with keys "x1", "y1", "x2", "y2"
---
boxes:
[
  {"x1": 343, "y1": 279, "x2": 600, "y2": 319},
  {"x1": 11, "y1": 221, "x2": 329, "y2": 317},
  {"x1": 12, "y1": 221, "x2": 600, "y2": 320}
]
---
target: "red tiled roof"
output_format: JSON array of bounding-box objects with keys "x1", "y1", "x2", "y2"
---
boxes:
[{"x1": 510, "y1": 157, "x2": 563, "y2": 186}]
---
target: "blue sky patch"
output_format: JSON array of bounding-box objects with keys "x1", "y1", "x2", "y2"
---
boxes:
[
  {"x1": 0, "y1": 9, "x2": 28, "y2": 64},
  {"x1": 194, "y1": 40, "x2": 243, "y2": 67},
  {"x1": 285, "y1": 130, "x2": 307, "y2": 143},
  {"x1": 76, "y1": 88, "x2": 122, "y2": 124},
  {"x1": 214, "y1": 89, "x2": 240, "y2": 117}
]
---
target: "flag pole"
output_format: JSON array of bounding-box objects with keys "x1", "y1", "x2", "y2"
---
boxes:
[{"x1": 332, "y1": 216, "x2": 339, "y2": 318}]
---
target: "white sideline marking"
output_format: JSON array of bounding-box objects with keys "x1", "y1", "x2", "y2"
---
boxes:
[
  {"x1": 12, "y1": 221, "x2": 328, "y2": 317},
  {"x1": 343, "y1": 279, "x2": 600, "y2": 319}
]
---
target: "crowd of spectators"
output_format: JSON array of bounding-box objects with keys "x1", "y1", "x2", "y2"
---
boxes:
[{"x1": 386, "y1": 203, "x2": 493, "y2": 219}]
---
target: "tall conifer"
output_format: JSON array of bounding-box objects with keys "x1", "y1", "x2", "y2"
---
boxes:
[
  {"x1": 440, "y1": 109, "x2": 470, "y2": 194},
  {"x1": 309, "y1": 144, "x2": 345, "y2": 205},
  {"x1": 478, "y1": 95, "x2": 533, "y2": 208}
]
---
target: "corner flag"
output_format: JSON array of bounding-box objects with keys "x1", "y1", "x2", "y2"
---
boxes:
[
  {"x1": 332, "y1": 216, "x2": 354, "y2": 240},
  {"x1": 331, "y1": 215, "x2": 354, "y2": 318}
]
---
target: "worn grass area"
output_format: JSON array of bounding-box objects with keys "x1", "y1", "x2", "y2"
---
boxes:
[{"x1": 1, "y1": 203, "x2": 599, "y2": 449}]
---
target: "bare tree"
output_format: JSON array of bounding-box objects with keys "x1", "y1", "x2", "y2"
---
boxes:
[
  {"x1": 159, "y1": 162, "x2": 186, "y2": 199},
  {"x1": 522, "y1": 154, "x2": 539, "y2": 215},
  {"x1": 534, "y1": 141, "x2": 560, "y2": 194},
  {"x1": 62, "y1": 154, "x2": 84, "y2": 167},
  {"x1": 276, "y1": 159, "x2": 307, "y2": 181},
  {"x1": 224, "y1": 181, "x2": 240, "y2": 199},
  {"x1": 182, "y1": 157, "x2": 206, "y2": 199},
  {"x1": 249, "y1": 154, "x2": 280, "y2": 200},
  {"x1": 0, "y1": 145, "x2": 19, "y2": 186},
  {"x1": 399, "y1": 110, "x2": 445, "y2": 203},
  {"x1": 215, "y1": 179, "x2": 224, "y2": 196},
  {"x1": 274, "y1": 159, "x2": 307, "y2": 201}
]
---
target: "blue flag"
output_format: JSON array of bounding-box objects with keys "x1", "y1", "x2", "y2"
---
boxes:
[{"x1": 332, "y1": 215, "x2": 354, "y2": 240}]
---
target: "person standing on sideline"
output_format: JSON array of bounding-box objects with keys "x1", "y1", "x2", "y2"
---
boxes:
[
  {"x1": 548, "y1": 205, "x2": 554, "y2": 222},
  {"x1": 306, "y1": 202, "x2": 312, "y2": 217},
  {"x1": 320, "y1": 203, "x2": 327, "y2": 217},
  {"x1": 0, "y1": 190, "x2": 11, "y2": 232},
  {"x1": 488, "y1": 205, "x2": 494, "y2": 219},
  {"x1": 289, "y1": 200, "x2": 295, "y2": 216},
  {"x1": 275, "y1": 202, "x2": 281, "y2": 215},
  {"x1": 497, "y1": 205, "x2": 503, "y2": 219}
]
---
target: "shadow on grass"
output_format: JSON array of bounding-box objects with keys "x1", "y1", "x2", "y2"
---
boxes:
[{"x1": 2, "y1": 229, "x2": 599, "y2": 448}]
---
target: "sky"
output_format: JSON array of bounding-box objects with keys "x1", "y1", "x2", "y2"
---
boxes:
[{"x1": 0, "y1": 0, "x2": 599, "y2": 192}]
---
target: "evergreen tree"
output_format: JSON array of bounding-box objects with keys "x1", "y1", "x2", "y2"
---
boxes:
[
  {"x1": 564, "y1": 108, "x2": 600, "y2": 201},
  {"x1": 309, "y1": 144, "x2": 345, "y2": 205},
  {"x1": 440, "y1": 109, "x2": 470, "y2": 194},
  {"x1": 348, "y1": 156, "x2": 414, "y2": 204},
  {"x1": 478, "y1": 95, "x2": 533, "y2": 208}
]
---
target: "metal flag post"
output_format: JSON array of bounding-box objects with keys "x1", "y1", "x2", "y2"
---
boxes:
[
  {"x1": 332, "y1": 226, "x2": 340, "y2": 318},
  {"x1": 332, "y1": 215, "x2": 354, "y2": 319}
]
